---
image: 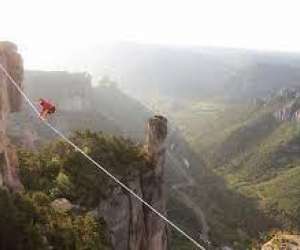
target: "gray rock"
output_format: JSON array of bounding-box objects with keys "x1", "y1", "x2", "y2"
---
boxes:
[
  {"x1": 96, "y1": 116, "x2": 168, "y2": 250},
  {"x1": 0, "y1": 41, "x2": 24, "y2": 192}
]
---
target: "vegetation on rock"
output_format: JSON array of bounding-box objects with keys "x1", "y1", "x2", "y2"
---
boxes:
[{"x1": 0, "y1": 130, "x2": 148, "y2": 250}]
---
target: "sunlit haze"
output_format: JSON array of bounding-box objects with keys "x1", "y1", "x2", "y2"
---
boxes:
[{"x1": 1, "y1": 0, "x2": 300, "y2": 70}]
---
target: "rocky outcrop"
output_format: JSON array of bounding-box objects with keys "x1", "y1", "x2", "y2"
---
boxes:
[
  {"x1": 277, "y1": 88, "x2": 298, "y2": 100},
  {"x1": 274, "y1": 103, "x2": 297, "y2": 121},
  {"x1": 0, "y1": 41, "x2": 24, "y2": 192},
  {"x1": 0, "y1": 42, "x2": 23, "y2": 111},
  {"x1": 272, "y1": 88, "x2": 300, "y2": 122},
  {"x1": 51, "y1": 198, "x2": 74, "y2": 212},
  {"x1": 274, "y1": 99, "x2": 300, "y2": 122},
  {"x1": 97, "y1": 115, "x2": 168, "y2": 250},
  {"x1": 24, "y1": 71, "x2": 92, "y2": 111},
  {"x1": 142, "y1": 115, "x2": 168, "y2": 250},
  {"x1": 262, "y1": 234, "x2": 300, "y2": 250}
]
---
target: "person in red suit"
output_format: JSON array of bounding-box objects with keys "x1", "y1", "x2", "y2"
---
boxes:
[{"x1": 38, "y1": 98, "x2": 56, "y2": 120}]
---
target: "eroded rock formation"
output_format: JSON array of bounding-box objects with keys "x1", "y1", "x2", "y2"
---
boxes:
[
  {"x1": 0, "y1": 41, "x2": 24, "y2": 191},
  {"x1": 97, "y1": 115, "x2": 168, "y2": 250},
  {"x1": 262, "y1": 234, "x2": 300, "y2": 250},
  {"x1": 274, "y1": 101, "x2": 300, "y2": 122},
  {"x1": 142, "y1": 115, "x2": 168, "y2": 250},
  {"x1": 272, "y1": 88, "x2": 300, "y2": 122}
]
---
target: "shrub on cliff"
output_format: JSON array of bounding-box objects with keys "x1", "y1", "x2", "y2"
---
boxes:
[
  {"x1": 0, "y1": 130, "x2": 147, "y2": 250},
  {"x1": 0, "y1": 130, "x2": 149, "y2": 249},
  {"x1": 0, "y1": 189, "x2": 110, "y2": 250},
  {"x1": 19, "y1": 130, "x2": 147, "y2": 207}
]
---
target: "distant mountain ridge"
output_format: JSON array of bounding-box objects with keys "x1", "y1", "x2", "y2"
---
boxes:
[{"x1": 66, "y1": 42, "x2": 300, "y2": 101}]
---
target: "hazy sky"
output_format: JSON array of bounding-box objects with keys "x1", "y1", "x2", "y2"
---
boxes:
[{"x1": 1, "y1": 0, "x2": 300, "y2": 70}]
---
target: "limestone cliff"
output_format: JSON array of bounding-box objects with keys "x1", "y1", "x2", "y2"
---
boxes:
[
  {"x1": 274, "y1": 101, "x2": 300, "y2": 122},
  {"x1": 96, "y1": 115, "x2": 168, "y2": 250},
  {"x1": 0, "y1": 41, "x2": 23, "y2": 191},
  {"x1": 24, "y1": 71, "x2": 92, "y2": 111},
  {"x1": 272, "y1": 88, "x2": 300, "y2": 122},
  {"x1": 8, "y1": 71, "x2": 120, "y2": 148}
]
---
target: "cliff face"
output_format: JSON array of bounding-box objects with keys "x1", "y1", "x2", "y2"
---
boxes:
[
  {"x1": 262, "y1": 235, "x2": 300, "y2": 250},
  {"x1": 274, "y1": 101, "x2": 300, "y2": 121},
  {"x1": 24, "y1": 71, "x2": 92, "y2": 111},
  {"x1": 9, "y1": 71, "x2": 120, "y2": 148},
  {"x1": 97, "y1": 115, "x2": 168, "y2": 250},
  {"x1": 142, "y1": 115, "x2": 168, "y2": 250},
  {"x1": 0, "y1": 41, "x2": 24, "y2": 191},
  {"x1": 272, "y1": 88, "x2": 300, "y2": 122}
]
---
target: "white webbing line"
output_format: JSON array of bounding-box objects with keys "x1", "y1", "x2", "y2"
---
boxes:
[{"x1": 0, "y1": 63, "x2": 205, "y2": 250}]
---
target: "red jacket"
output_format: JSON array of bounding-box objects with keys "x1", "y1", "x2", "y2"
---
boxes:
[{"x1": 39, "y1": 99, "x2": 54, "y2": 110}]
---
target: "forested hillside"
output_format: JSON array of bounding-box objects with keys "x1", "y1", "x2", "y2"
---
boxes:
[
  {"x1": 0, "y1": 131, "x2": 148, "y2": 250},
  {"x1": 164, "y1": 87, "x2": 300, "y2": 248}
]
